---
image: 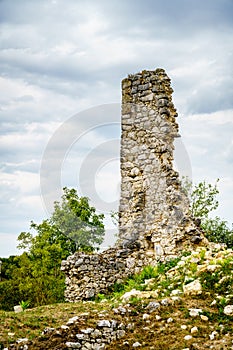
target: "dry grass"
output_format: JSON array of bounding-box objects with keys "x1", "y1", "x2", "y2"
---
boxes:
[
  {"x1": 0, "y1": 301, "x2": 108, "y2": 347},
  {"x1": 1, "y1": 294, "x2": 233, "y2": 349},
  {"x1": 1, "y1": 248, "x2": 233, "y2": 349}
]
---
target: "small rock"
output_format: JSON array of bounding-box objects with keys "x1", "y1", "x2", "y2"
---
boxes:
[
  {"x1": 81, "y1": 328, "x2": 94, "y2": 334},
  {"x1": 16, "y1": 338, "x2": 28, "y2": 344},
  {"x1": 42, "y1": 327, "x2": 55, "y2": 335},
  {"x1": 181, "y1": 325, "x2": 187, "y2": 330},
  {"x1": 118, "y1": 306, "x2": 127, "y2": 314},
  {"x1": 146, "y1": 301, "x2": 160, "y2": 313},
  {"x1": 209, "y1": 331, "x2": 218, "y2": 340},
  {"x1": 97, "y1": 320, "x2": 111, "y2": 327},
  {"x1": 84, "y1": 342, "x2": 92, "y2": 350},
  {"x1": 167, "y1": 317, "x2": 173, "y2": 323},
  {"x1": 200, "y1": 315, "x2": 209, "y2": 321},
  {"x1": 133, "y1": 342, "x2": 142, "y2": 347},
  {"x1": 144, "y1": 278, "x2": 156, "y2": 286},
  {"x1": 14, "y1": 305, "x2": 23, "y2": 313},
  {"x1": 126, "y1": 323, "x2": 134, "y2": 330},
  {"x1": 66, "y1": 342, "x2": 81, "y2": 349},
  {"x1": 143, "y1": 313, "x2": 150, "y2": 320},
  {"x1": 161, "y1": 298, "x2": 169, "y2": 306},
  {"x1": 76, "y1": 334, "x2": 86, "y2": 340},
  {"x1": 189, "y1": 308, "x2": 202, "y2": 317},
  {"x1": 60, "y1": 325, "x2": 69, "y2": 330},
  {"x1": 224, "y1": 305, "x2": 233, "y2": 316},
  {"x1": 67, "y1": 316, "x2": 79, "y2": 325},
  {"x1": 121, "y1": 289, "x2": 141, "y2": 301},
  {"x1": 111, "y1": 320, "x2": 118, "y2": 328},
  {"x1": 171, "y1": 296, "x2": 182, "y2": 303},
  {"x1": 117, "y1": 329, "x2": 126, "y2": 338},
  {"x1": 170, "y1": 289, "x2": 182, "y2": 296},
  {"x1": 91, "y1": 329, "x2": 102, "y2": 338},
  {"x1": 184, "y1": 335, "x2": 192, "y2": 341},
  {"x1": 183, "y1": 279, "x2": 202, "y2": 296},
  {"x1": 191, "y1": 326, "x2": 198, "y2": 334},
  {"x1": 155, "y1": 315, "x2": 161, "y2": 321},
  {"x1": 207, "y1": 264, "x2": 218, "y2": 272}
]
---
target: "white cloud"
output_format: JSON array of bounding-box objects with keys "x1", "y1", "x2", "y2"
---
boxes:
[
  {"x1": 177, "y1": 109, "x2": 233, "y2": 223},
  {"x1": 0, "y1": 233, "x2": 21, "y2": 258}
]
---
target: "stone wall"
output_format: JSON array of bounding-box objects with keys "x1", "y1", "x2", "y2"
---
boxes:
[
  {"x1": 118, "y1": 68, "x2": 203, "y2": 255},
  {"x1": 61, "y1": 247, "x2": 155, "y2": 302},
  {"x1": 62, "y1": 69, "x2": 207, "y2": 303}
]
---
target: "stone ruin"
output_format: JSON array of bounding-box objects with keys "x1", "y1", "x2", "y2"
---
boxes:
[{"x1": 61, "y1": 69, "x2": 207, "y2": 302}]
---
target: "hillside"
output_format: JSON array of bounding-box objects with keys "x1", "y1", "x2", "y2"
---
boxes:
[{"x1": 1, "y1": 244, "x2": 233, "y2": 349}]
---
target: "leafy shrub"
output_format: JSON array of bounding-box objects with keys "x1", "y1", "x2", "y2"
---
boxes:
[
  {"x1": 201, "y1": 217, "x2": 233, "y2": 248},
  {"x1": 0, "y1": 281, "x2": 22, "y2": 311},
  {"x1": 182, "y1": 178, "x2": 233, "y2": 248}
]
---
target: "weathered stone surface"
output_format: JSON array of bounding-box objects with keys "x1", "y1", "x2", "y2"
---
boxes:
[
  {"x1": 119, "y1": 68, "x2": 206, "y2": 255},
  {"x1": 183, "y1": 279, "x2": 202, "y2": 296},
  {"x1": 223, "y1": 305, "x2": 233, "y2": 316},
  {"x1": 14, "y1": 305, "x2": 23, "y2": 313},
  {"x1": 62, "y1": 68, "x2": 207, "y2": 303}
]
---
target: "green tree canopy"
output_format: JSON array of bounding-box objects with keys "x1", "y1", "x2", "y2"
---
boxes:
[
  {"x1": 183, "y1": 178, "x2": 233, "y2": 248},
  {"x1": 0, "y1": 188, "x2": 105, "y2": 310},
  {"x1": 182, "y1": 177, "x2": 219, "y2": 220},
  {"x1": 50, "y1": 187, "x2": 105, "y2": 251}
]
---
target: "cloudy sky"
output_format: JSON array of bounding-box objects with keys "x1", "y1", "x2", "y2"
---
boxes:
[{"x1": 0, "y1": 0, "x2": 233, "y2": 257}]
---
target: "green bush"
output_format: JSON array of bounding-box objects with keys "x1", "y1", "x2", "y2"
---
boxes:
[
  {"x1": 201, "y1": 217, "x2": 233, "y2": 248},
  {"x1": 0, "y1": 281, "x2": 21, "y2": 311},
  {"x1": 183, "y1": 178, "x2": 233, "y2": 248}
]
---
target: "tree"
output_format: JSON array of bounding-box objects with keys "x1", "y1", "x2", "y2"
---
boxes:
[
  {"x1": 0, "y1": 188, "x2": 105, "y2": 310},
  {"x1": 183, "y1": 178, "x2": 233, "y2": 248},
  {"x1": 201, "y1": 217, "x2": 233, "y2": 247},
  {"x1": 182, "y1": 177, "x2": 219, "y2": 220},
  {"x1": 50, "y1": 187, "x2": 105, "y2": 251}
]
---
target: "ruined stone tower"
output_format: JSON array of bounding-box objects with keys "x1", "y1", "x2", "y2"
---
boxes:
[
  {"x1": 62, "y1": 69, "x2": 206, "y2": 302},
  {"x1": 118, "y1": 68, "x2": 203, "y2": 255}
]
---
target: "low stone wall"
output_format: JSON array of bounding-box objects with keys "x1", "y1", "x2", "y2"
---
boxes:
[{"x1": 61, "y1": 247, "x2": 155, "y2": 302}]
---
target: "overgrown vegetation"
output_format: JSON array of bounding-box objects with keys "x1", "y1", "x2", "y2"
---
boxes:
[
  {"x1": 1, "y1": 246, "x2": 233, "y2": 349},
  {"x1": 0, "y1": 188, "x2": 105, "y2": 311},
  {"x1": 108, "y1": 258, "x2": 181, "y2": 298},
  {"x1": 183, "y1": 178, "x2": 233, "y2": 248}
]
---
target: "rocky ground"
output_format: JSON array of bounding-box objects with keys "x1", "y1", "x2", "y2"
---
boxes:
[{"x1": 1, "y1": 244, "x2": 233, "y2": 349}]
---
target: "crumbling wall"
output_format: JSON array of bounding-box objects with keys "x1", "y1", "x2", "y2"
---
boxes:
[
  {"x1": 62, "y1": 69, "x2": 206, "y2": 302},
  {"x1": 61, "y1": 247, "x2": 155, "y2": 302},
  {"x1": 118, "y1": 68, "x2": 202, "y2": 255}
]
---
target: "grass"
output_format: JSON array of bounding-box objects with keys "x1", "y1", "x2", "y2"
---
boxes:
[
  {"x1": 1, "y1": 247, "x2": 233, "y2": 349},
  {"x1": 2, "y1": 294, "x2": 232, "y2": 349},
  {"x1": 0, "y1": 301, "x2": 108, "y2": 347}
]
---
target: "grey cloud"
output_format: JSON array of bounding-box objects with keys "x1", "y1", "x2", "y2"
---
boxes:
[
  {"x1": 0, "y1": 160, "x2": 39, "y2": 174},
  {"x1": 98, "y1": 0, "x2": 233, "y2": 39},
  {"x1": 180, "y1": 116, "x2": 233, "y2": 182},
  {"x1": 1, "y1": 0, "x2": 232, "y2": 116}
]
